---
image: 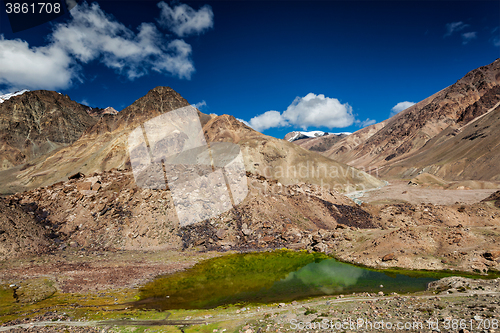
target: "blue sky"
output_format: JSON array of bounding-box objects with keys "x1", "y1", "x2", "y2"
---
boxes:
[{"x1": 1, "y1": 1, "x2": 499, "y2": 139}]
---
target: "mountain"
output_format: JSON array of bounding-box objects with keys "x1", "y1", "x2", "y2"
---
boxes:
[
  {"x1": 0, "y1": 90, "x2": 99, "y2": 171},
  {"x1": 203, "y1": 115, "x2": 383, "y2": 190},
  {"x1": 285, "y1": 132, "x2": 352, "y2": 153},
  {"x1": 0, "y1": 89, "x2": 30, "y2": 103},
  {"x1": 86, "y1": 106, "x2": 119, "y2": 117},
  {"x1": 0, "y1": 87, "x2": 383, "y2": 194},
  {"x1": 321, "y1": 58, "x2": 500, "y2": 180},
  {"x1": 285, "y1": 131, "x2": 327, "y2": 142}
]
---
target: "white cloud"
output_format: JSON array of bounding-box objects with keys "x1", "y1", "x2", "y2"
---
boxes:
[
  {"x1": 0, "y1": 1, "x2": 201, "y2": 92},
  {"x1": 236, "y1": 118, "x2": 252, "y2": 128},
  {"x1": 0, "y1": 36, "x2": 76, "y2": 91},
  {"x1": 52, "y1": 2, "x2": 194, "y2": 80},
  {"x1": 249, "y1": 110, "x2": 288, "y2": 132},
  {"x1": 248, "y1": 93, "x2": 355, "y2": 132},
  {"x1": 444, "y1": 21, "x2": 468, "y2": 37},
  {"x1": 194, "y1": 100, "x2": 206, "y2": 109},
  {"x1": 157, "y1": 2, "x2": 214, "y2": 37},
  {"x1": 461, "y1": 32, "x2": 477, "y2": 45},
  {"x1": 358, "y1": 118, "x2": 376, "y2": 127},
  {"x1": 391, "y1": 101, "x2": 415, "y2": 116}
]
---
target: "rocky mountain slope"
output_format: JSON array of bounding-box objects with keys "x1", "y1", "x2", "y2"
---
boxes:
[
  {"x1": 0, "y1": 197, "x2": 53, "y2": 259},
  {"x1": 313, "y1": 59, "x2": 500, "y2": 180},
  {"x1": 287, "y1": 132, "x2": 351, "y2": 153},
  {"x1": 0, "y1": 90, "x2": 99, "y2": 170},
  {"x1": 0, "y1": 87, "x2": 383, "y2": 194},
  {"x1": 203, "y1": 115, "x2": 383, "y2": 191},
  {"x1": 5, "y1": 168, "x2": 375, "y2": 257}
]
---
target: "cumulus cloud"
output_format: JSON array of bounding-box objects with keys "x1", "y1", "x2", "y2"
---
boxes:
[
  {"x1": 52, "y1": 2, "x2": 194, "y2": 79},
  {"x1": 391, "y1": 101, "x2": 416, "y2": 116},
  {"x1": 0, "y1": 1, "x2": 203, "y2": 92},
  {"x1": 248, "y1": 93, "x2": 355, "y2": 132},
  {"x1": 249, "y1": 110, "x2": 288, "y2": 132},
  {"x1": 461, "y1": 32, "x2": 477, "y2": 45},
  {"x1": 0, "y1": 36, "x2": 76, "y2": 90},
  {"x1": 157, "y1": 2, "x2": 213, "y2": 37},
  {"x1": 444, "y1": 21, "x2": 468, "y2": 37}
]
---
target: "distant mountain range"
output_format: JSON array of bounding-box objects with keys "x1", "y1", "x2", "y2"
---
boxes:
[
  {"x1": 289, "y1": 58, "x2": 500, "y2": 181},
  {"x1": 284, "y1": 131, "x2": 351, "y2": 143},
  {"x1": 0, "y1": 87, "x2": 382, "y2": 194}
]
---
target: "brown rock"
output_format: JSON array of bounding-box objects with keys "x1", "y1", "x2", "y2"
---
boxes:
[
  {"x1": 68, "y1": 172, "x2": 85, "y2": 180},
  {"x1": 77, "y1": 182, "x2": 92, "y2": 191},
  {"x1": 262, "y1": 236, "x2": 275, "y2": 242},
  {"x1": 215, "y1": 229, "x2": 226, "y2": 240},
  {"x1": 482, "y1": 251, "x2": 500, "y2": 261},
  {"x1": 382, "y1": 253, "x2": 396, "y2": 261}
]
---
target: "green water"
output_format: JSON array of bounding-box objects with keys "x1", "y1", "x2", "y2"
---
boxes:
[{"x1": 135, "y1": 250, "x2": 491, "y2": 310}]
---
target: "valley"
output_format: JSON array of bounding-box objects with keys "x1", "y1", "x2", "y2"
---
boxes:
[{"x1": 1, "y1": 60, "x2": 500, "y2": 332}]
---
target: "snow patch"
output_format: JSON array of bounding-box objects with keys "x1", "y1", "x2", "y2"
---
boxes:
[
  {"x1": 286, "y1": 131, "x2": 351, "y2": 142},
  {"x1": 0, "y1": 89, "x2": 30, "y2": 103}
]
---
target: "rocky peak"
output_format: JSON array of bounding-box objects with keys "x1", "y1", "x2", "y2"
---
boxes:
[
  {"x1": 115, "y1": 86, "x2": 191, "y2": 128},
  {"x1": 115, "y1": 86, "x2": 211, "y2": 130},
  {"x1": 86, "y1": 106, "x2": 119, "y2": 117},
  {"x1": 103, "y1": 106, "x2": 118, "y2": 115}
]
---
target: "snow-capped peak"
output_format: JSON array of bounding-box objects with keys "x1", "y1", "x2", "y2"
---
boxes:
[
  {"x1": 285, "y1": 130, "x2": 351, "y2": 142},
  {"x1": 0, "y1": 89, "x2": 30, "y2": 103}
]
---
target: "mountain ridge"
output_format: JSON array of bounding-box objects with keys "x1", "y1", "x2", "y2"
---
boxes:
[
  {"x1": 0, "y1": 86, "x2": 384, "y2": 194},
  {"x1": 292, "y1": 58, "x2": 500, "y2": 181}
]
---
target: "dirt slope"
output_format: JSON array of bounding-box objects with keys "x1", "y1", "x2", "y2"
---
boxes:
[
  {"x1": 4, "y1": 167, "x2": 500, "y2": 274},
  {"x1": 322, "y1": 59, "x2": 500, "y2": 180},
  {"x1": 382, "y1": 103, "x2": 500, "y2": 180}
]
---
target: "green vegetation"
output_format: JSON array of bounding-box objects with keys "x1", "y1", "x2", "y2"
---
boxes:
[{"x1": 137, "y1": 250, "x2": 329, "y2": 310}]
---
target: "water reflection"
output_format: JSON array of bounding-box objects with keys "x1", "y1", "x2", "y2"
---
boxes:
[
  {"x1": 285, "y1": 259, "x2": 366, "y2": 294},
  {"x1": 135, "y1": 251, "x2": 440, "y2": 310}
]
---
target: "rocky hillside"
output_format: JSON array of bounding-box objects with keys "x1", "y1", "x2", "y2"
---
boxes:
[
  {"x1": 4, "y1": 167, "x2": 500, "y2": 273},
  {"x1": 0, "y1": 197, "x2": 53, "y2": 259},
  {"x1": 0, "y1": 87, "x2": 384, "y2": 194},
  {"x1": 4, "y1": 168, "x2": 375, "y2": 258},
  {"x1": 322, "y1": 59, "x2": 500, "y2": 180},
  {"x1": 0, "y1": 90, "x2": 98, "y2": 170}
]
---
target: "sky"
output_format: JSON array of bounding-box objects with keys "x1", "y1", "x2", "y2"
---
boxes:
[{"x1": 0, "y1": 0, "x2": 499, "y2": 139}]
